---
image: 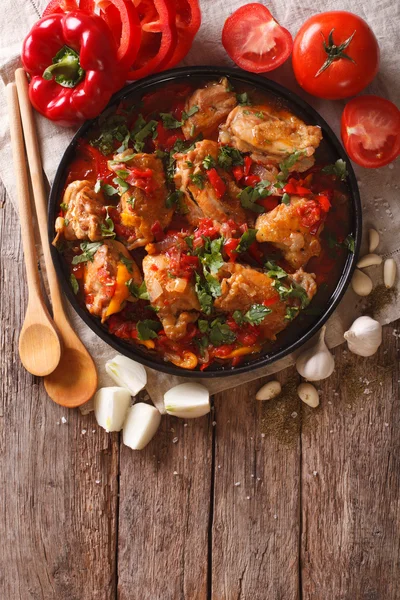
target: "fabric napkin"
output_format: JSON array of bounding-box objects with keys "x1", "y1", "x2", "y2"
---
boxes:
[{"x1": 1, "y1": 0, "x2": 399, "y2": 412}]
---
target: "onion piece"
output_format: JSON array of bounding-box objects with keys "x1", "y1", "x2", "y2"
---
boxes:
[
  {"x1": 105, "y1": 354, "x2": 147, "y2": 396},
  {"x1": 94, "y1": 387, "x2": 131, "y2": 432},
  {"x1": 123, "y1": 403, "x2": 161, "y2": 450},
  {"x1": 150, "y1": 278, "x2": 163, "y2": 300},
  {"x1": 164, "y1": 383, "x2": 210, "y2": 419}
]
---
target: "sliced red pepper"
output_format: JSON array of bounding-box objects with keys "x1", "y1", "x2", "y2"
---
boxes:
[
  {"x1": 207, "y1": 168, "x2": 226, "y2": 199},
  {"x1": 257, "y1": 196, "x2": 279, "y2": 212},
  {"x1": 244, "y1": 174, "x2": 261, "y2": 187},
  {"x1": 127, "y1": 0, "x2": 177, "y2": 80},
  {"x1": 224, "y1": 238, "x2": 240, "y2": 261},
  {"x1": 151, "y1": 220, "x2": 164, "y2": 241},
  {"x1": 42, "y1": 0, "x2": 78, "y2": 16},
  {"x1": 263, "y1": 296, "x2": 279, "y2": 307},
  {"x1": 297, "y1": 201, "x2": 322, "y2": 229},
  {"x1": 247, "y1": 241, "x2": 263, "y2": 264},
  {"x1": 244, "y1": 155, "x2": 253, "y2": 176},
  {"x1": 101, "y1": 0, "x2": 142, "y2": 72},
  {"x1": 194, "y1": 218, "x2": 220, "y2": 239},
  {"x1": 237, "y1": 328, "x2": 259, "y2": 346},
  {"x1": 213, "y1": 344, "x2": 236, "y2": 358},
  {"x1": 283, "y1": 178, "x2": 312, "y2": 196},
  {"x1": 317, "y1": 194, "x2": 331, "y2": 213},
  {"x1": 78, "y1": 0, "x2": 95, "y2": 11},
  {"x1": 155, "y1": 121, "x2": 184, "y2": 150},
  {"x1": 161, "y1": 0, "x2": 201, "y2": 69},
  {"x1": 232, "y1": 165, "x2": 244, "y2": 182}
]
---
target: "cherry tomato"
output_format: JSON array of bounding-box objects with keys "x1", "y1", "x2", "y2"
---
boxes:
[
  {"x1": 222, "y1": 3, "x2": 293, "y2": 73},
  {"x1": 293, "y1": 12, "x2": 379, "y2": 99},
  {"x1": 341, "y1": 95, "x2": 400, "y2": 169}
]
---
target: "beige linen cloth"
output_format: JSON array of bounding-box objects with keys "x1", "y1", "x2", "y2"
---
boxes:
[{"x1": 1, "y1": 0, "x2": 399, "y2": 411}]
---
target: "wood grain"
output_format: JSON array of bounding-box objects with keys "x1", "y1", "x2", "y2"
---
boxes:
[
  {"x1": 211, "y1": 368, "x2": 302, "y2": 600},
  {"x1": 0, "y1": 192, "x2": 118, "y2": 599},
  {"x1": 117, "y1": 413, "x2": 213, "y2": 600},
  {"x1": 301, "y1": 324, "x2": 400, "y2": 600}
]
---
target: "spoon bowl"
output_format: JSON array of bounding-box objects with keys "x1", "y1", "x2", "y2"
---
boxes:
[{"x1": 19, "y1": 310, "x2": 61, "y2": 377}]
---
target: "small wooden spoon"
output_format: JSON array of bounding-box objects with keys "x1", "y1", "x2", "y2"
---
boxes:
[
  {"x1": 15, "y1": 68, "x2": 98, "y2": 407},
  {"x1": 6, "y1": 83, "x2": 61, "y2": 377}
]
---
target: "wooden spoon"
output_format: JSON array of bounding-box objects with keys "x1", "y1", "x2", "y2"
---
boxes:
[
  {"x1": 15, "y1": 68, "x2": 98, "y2": 407},
  {"x1": 6, "y1": 83, "x2": 62, "y2": 377}
]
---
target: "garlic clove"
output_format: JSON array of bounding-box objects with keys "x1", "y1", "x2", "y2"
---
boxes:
[
  {"x1": 356, "y1": 253, "x2": 382, "y2": 268},
  {"x1": 256, "y1": 380, "x2": 281, "y2": 401},
  {"x1": 164, "y1": 383, "x2": 210, "y2": 419},
  {"x1": 297, "y1": 383, "x2": 319, "y2": 408},
  {"x1": 105, "y1": 354, "x2": 147, "y2": 396},
  {"x1": 94, "y1": 387, "x2": 131, "y2": 432},
  {"x1": 344, "y1": 316, "x2": 382, "y2": 357},
  {"x1": 351, "y1": 269, "x2": 373, "y2": 296},
  {"x1": 122, "y1": 403, "x2": 161, "y2": 450},
  {"x1": 296, "y1": 326, "x2": 335, "y2": 381},
  {"x1": 383, "y1": 258, "x2": 397, "y2": 289},
  {"x1": 368, "y1": 228, "x2": 380, "y2": 253}
]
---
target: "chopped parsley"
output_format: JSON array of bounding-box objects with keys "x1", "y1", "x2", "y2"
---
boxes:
[
  {"x1": 160, "y1": 105, "x2": 199, "y2": 129},
  {"x1": 165, "y1": 190, "x2": 188, "y2": 215},
  {"x1": 130, "y1": 116, "x2": 158, "y2": 151},
  {"x1": 100, "y1": 207, "x2": 116, "y2": 238},
  {"x1": 119, "y1": 253, "x2": 133, "y2": 272},
  {"x1": 232, "y1": 310, "x2": 245, "y2": 326},
  {"x1": 239, "y1": 180, "x2": 272, "y2": 213},
  {"x1": 344, "y1": 233, "x2": 355, "y2": 252},
  {"x1": 236, "y1": 92, "x2": 251, "y2": 106},
  {"x1": 209, "y1": 320, "x2": 236, "y2": 346},
  {"x1": 189, "y1": 172, "x2": 206, "y2": 189},
  {"x1": 202, "y1": 155, "x2": 216, "y2": 170},
  {"x1": 218, "y1": 145, "x2": 244, "y2": 169},
  {"x1": 70, "y1": 273, "x2": 79, "y2": 295},
  {"x1": 278, "y1": 150, "x2": 305, "y2": 182},
  {"x1": 273, "y1": 279, "x2": 310, "y2": 308},
  {"x1": 322, "y1": 158, "x2": 348, "y2": 181},
  {"x1": 71, "y1": 241, "x2": 102, "y2": 264},
  {"x1": 126, "y1": 279, "x2": 149, "y2": 300},
  {"x1": 198, "y1": 319, "x2": 209, "y2": 333},
  {"x1": 60, "y1": 202, "x2": 68, "y2": 211},
  {"x1": 195, "y1": 273, "x2": 213, "y2": 315},
  {"x1": 113, "y1": 176, "x2": 129, "y2": 194},
  {"x1": 236, "y1": 229, "x2": 257, "y2": 253},
  {"x1": 244, "y1": 304, "x2": 272, "y2": 325},
  {"x1": 265, "y1": 260, "x2": 288, "y2": 280},
  {"x1": 136, "y1": 319, "x2": 161, "y2": 340},
  {"x1": 281, "y1": 193, "x2": 290, "y2": 205},
  {"x1": 90, "y1": 114, "x2": 130, "y2": 156},
  {"x1": 285, "y1": 306, "x2": 299, "y2": 321},
  {"x1": 102, "y1": 183, "x2": 119, "y2": 197}
]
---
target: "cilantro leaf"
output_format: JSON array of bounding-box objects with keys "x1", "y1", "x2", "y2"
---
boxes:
[
  {"x1": 236, "y1": 92, "x2": 251, "y2": 106},
  {"x1": 131, "y1": 116, "x2": 157, "y2": 151},
  {"x1": 244, "y1": 304, "x2": 272, "y2": 325},
  {"x1": 71, "y1": 241, "x2": 102, "y2": 264},
  {"x1": 126, "y1": 279, "x2": 149, "y2": 300},
  {"x1": 202, "y1": 154, "x2": 216, "y2": 170},
  {"x1": 189, "y1": 173, "x2": 206, "y2": 189},
  {"x1": 278, "y1": 150, "x2": 305, "y2": 182},
  {"x1": 239, "y1": 180, "x2": 271, "y2": 213},
  {"x1": 218, "y1": 145, "x2": 244, "y2": 169},
  {"x1": 184, "y1": 105, "x2": 199, "y2": 118},
  {"x1": 281, "y1": 193, "x2": 290, "y2": 205},
  {"x1": 166, "y1": 190, "x2": 184, "y2": 209},
  {"x1": 136, "y1": 319, "x2": 161, "y2": 340},
  {"x1": 100, "y1": 207, "x2": 116, "y2": 238},
  {"x1": 198, "y1": 319, "x2": 209, "y2": 333},
  {"x1": 265, "y1": 260, "x2": 288, "y2": 280},
  {"x1": 90, "y1": 113, "x2": 130, "y2": 156},
  {"x1": 60, "y1": 202, "x2": 68, "y2": 211},
  {"x1": 322, "y1": 159, "x2": 348, "y2": 181},
  {"x1": 344, "y1": 234, "x2": 355, "y2": 253},
  {"x1": 113, "y1": 176, "x2": 129, "y2": 194},
  {"x1": 209, "y1": 322, "x2": 236, "y2": 347},
  {"x1": 236, "y1": 229, "x2": 257, "y2": 253},
  {"x1": 119, "y1": 253, "x2": 133, "y2": 272},
  {"x1": 285, "y1": 306, "x2": 299, "y2": 321},
  {"x1": 70, "y1": 273, "x2": 79, "y2": 295},
  {"x1": 273, "y1": 279, "x2": 310, "y2": 308},
  {"x1": 102, "y1": 184, "x2": 119, "y2": 197},
  {"x1": 195, "y1": 273, "x2": 213, "y2": 315},
  {"x1": 160, "y1": 113, "x2": 184, "y2": 129},
  {"x1": 232, "y1": 310, "x2": 245, "y2": 325}
]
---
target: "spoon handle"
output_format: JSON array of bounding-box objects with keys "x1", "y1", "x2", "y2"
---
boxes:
[
  {"x1": 14, "y1": 68, "x2": 66, "y2": 323},
  {"x1": 6, "y1": 83, "x2": 42, "y2": 298}
]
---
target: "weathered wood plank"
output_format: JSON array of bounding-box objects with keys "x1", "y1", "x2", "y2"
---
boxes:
[
  {"x1": 301, "y1": 322, "x2": 400, "y2": 600},
  {"x1": 117, "y1": 412, "x2": 213, "y2": 600},
  {"x1": 211, "y1": 368, "x2": 301, "y2": 600},
  {"x1": 0, "y1": 191, "x2": 119, "y2": 600}
]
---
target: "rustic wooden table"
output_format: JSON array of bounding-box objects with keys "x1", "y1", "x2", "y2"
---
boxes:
[{"x1": 1, "y1": 179, "x2": 399, "y2": 600}]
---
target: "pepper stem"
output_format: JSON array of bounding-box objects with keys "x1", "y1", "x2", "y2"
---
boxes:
[
  {"x1": 42, "y1": 45, "x2": 85, "y2": 88},
  {"x1": 315, "y1": 29, "x2": 357, "y2": 78}
]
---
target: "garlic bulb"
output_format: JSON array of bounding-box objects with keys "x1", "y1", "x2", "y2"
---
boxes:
[
  {"x1": 164, "y1": 383, "x2": 210, "y2": 419},
  {"x1": 94, "y1": 387, "x2": 131, "y2": 432},
  {"x1": 368, "y1": 228, "x2": 380, "y2": 253},
  {"x1": 297, "y1": 383, "x2": 319, "y2": 408},
  {"x1": 123, "y1": 403, "x2": 161, "y2": 450},
  {"x1": 295, "y1": 326, "x2": 335, "y2": 381},
  {"x1": 344, "y1": 316, "x2": 382, "y2": 357},
  {"x1": 256, "y1": 380, "x2": 281, "y2": 401},
  {"x1": 105, "y1": 354, "x2": 147, "y2": 396}
]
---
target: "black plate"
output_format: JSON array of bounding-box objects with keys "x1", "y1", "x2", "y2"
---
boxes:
[{"x1": 48, "y1": 66, "x2": 362, "y2": 378}]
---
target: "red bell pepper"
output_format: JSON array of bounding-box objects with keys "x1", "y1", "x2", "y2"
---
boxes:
[
  {"x1": 243, "y1": 155, "x2": 253, "y2": 176},
  {"x1": 283, "y1": 178, "x2": 312, "y2": 196},
  {"x1": 207, "y1": 168, "x2": 226, "y2": 199},
  {"x1": 224, "y1": 238, "x2": 240, "y2": 261},
  {"x1": 161, "y1": 0, "x2": 201, "y2": 69},
  {"x1": 243, "y1": 174, "x2": 261, "y2": 187},
  {"x1": 42, "y1": 0, "x2": 78, "y2": 16},
  {"x1": 22, "y1": 11, "x2": 125, "y2": 125},
  {"x1": 257, "y1": 196, "x2": 279, "y2": 212},
  {"x1": 232, "y1": 165, "x2": 244, "y2": 182}
]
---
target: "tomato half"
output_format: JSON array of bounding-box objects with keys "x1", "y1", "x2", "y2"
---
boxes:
[
  {"x1": 222, "y1": 3, "x2": 293, "y2": 73},
  {"x1": 341, "y1": 96, "x2": 400, "y2": 169},
  {"x1": 293, "y1": 11, "x2": 379, "y2": 99}
]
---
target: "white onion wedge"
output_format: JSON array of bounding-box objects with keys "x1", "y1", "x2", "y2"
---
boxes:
[
  {"x1": 164, "y1": 383, "x2": 210, "y2": 419},
  {"x1": 122, "y1": 403, "x2": 161, "y2": 450},
  {"x1": 94, "y1": 387, "x2": 131, "y2": 432},
  {"x1": 105, "y1": 354, "x2": 147, "y2": 396}
]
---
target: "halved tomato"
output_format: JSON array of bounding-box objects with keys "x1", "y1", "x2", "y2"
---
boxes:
[
  {"x1": 341, "y1": 96, "x2": 400, "y2": 169},
  {"x1": 221, "y1": 3, "x2": 293, "y2": 73}
]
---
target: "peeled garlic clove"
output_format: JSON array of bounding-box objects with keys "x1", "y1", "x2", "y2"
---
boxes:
[
  {"x1": 123, "y1": 403, "x2": 161, "y2": 450},
  {"x1": 164, "y1": 383, "x2": 210, "y2": 419},
  {"x1": 105, "y1": 354, "x2": 147, "y2": 396},
  {"x1": 94, "y1": 387, "x2": 131, "y2": 432},
  {"x1": 384, "y1": 258, "x2": 397, "y2": 289},
  {"x1": 368, "y1": 228, "x2": 380, "y2": 253},
  {"x1": 344, "y1": 315, "x2": 382, "y2": 357},
  {"x1": 297, "y1": 383, "x2": 319, "y2": 408},
  {"x1": 356, "y1": 253, "x2": 382, "y2": 268},
  {"x1": 256, "y1": 380, "x2": 281, "y2": 401},
  {"x1": 351, "y1": 269, "x2": 373, "y2": 296},
  {"x1": 296, "y1": 326, "x2": 335, "y2": 381}
]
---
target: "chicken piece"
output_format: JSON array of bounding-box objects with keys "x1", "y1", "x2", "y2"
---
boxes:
[
  {"x1": 143, "y1": 253, "x2": 200, "y2": 340},
  {"x1": 214, "y1": 262, "x2": 317, "y2": 340},
  {"x1": 174, "y1": 140, "x2": 246, "y2": 225},
  {"x1": 255, "y1": 196, "x2": 323, "y2": 269},
  {"x1": 182, "y1": 77, "x2": 237, "y2": 140},
  {"x1": 54, "y1": 180, "x2": 106, "y2": 244},
  {"x1": 83, "y1": 240, "x2": 141, "y2": 323},
  {"x1": 219, "y1": 105, "x2": 322, "y2": 172},
  {"x1": 112, "y1": 151, "x2": 172, "y2": 249}
]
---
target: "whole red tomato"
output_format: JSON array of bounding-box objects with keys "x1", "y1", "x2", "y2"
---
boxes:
[{"x1": 292, "y1": 11, "x2": 379, "y2": 99}]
